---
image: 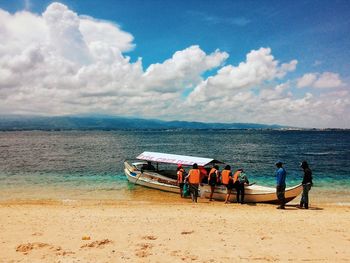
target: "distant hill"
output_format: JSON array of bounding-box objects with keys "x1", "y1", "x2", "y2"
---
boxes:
[{"x1": 0, "y1": 115, "x2": 286, "y2": 131}]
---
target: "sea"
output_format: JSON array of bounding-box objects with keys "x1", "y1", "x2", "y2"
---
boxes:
[{"x1": 0, "y1": 130, "x2": 349, "y2": 204}]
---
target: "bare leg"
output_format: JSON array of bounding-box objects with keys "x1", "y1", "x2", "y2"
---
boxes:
[
  {"x1": 225, "y1": 188, "x2": 231, "y2": 204},
  {"x1": 194, "y1": 184, "x2": 198, "y2": 203},
  {"x1": 209, "y1": 186, "x2": 214, "y2": 201}
]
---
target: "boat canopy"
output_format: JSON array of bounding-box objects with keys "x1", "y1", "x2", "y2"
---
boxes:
[{"x1": 136, "y1": 151, "x2": 223, "y2": 166}]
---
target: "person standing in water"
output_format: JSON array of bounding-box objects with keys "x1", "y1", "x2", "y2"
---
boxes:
[
  {"x1": 176, "y1": 164, "x2": 186, "y2": 198},
  {"x1": 208, "y1": 164, "x2": 220, "y2": 201},
  {"x1": 275, "y1": 161, "x2": 286, "y2": 209},
  {"x1": 186, "y1": 163, "x2": 201, "y2": 203},
  {"x1": 221, "y1": 165, "x2": 233, "y2": 203},
  {"x1": 299, "y1": 161, "x2": 313, "y2": 209}
]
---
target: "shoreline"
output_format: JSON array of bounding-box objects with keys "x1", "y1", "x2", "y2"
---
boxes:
[
  {"x1": 1, "y1": 184, "x2": 350, "y2": 207},
  {"x1": 1, "y1": 197, "x2": 350, "y2": 207}
]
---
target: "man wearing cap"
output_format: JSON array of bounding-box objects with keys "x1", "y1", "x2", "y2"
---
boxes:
[
  {"x1": 299, "y1": 161, "x2": 313, "y2": 209},
  {"x1": 275, "y1": 161, "x2": 286, "y2": 209}
]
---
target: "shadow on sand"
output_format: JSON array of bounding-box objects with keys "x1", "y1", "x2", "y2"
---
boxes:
[{"x1": 283, "y1": 204, "x2": 324, "y2": 211}]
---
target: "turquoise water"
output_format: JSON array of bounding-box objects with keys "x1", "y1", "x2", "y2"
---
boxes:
[{"x1": 0, "y1": 130, "x2": 349, "y2": 201}]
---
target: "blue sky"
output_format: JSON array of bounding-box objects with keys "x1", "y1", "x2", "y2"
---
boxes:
[
  {"x1": 0, "y1": 0, "x2": 349, "y2": 127},
  {"x1": 5, "y1": 0, "x2": 346, "y2": 73}
]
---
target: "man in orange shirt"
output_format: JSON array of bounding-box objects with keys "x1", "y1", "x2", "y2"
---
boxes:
[
  {"x1": 221, "y1": 165, "x2": 233, "y2": 203},
  {"x1": 185, "y1": 163, "x2": 201, "y2": 203}
]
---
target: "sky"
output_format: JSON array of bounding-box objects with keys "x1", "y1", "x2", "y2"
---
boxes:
[{"x1": 0, "y1": 0, "x2": 349, "y2": 128}]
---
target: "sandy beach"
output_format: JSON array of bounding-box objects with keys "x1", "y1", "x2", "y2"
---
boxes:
[{"x1": 1, "y1": 197, "x2": 349, "y2": 263}]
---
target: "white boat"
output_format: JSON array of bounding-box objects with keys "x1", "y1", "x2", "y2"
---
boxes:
[
  {"x1": 124, "y1": 151, "x2": 221, "y2": 194},
  {"x1": 200, "y1": 183, "x2": 302, "y2": 203},
  {"x1": 124, "y1": 151, "x2": 303, "y2": 203}
]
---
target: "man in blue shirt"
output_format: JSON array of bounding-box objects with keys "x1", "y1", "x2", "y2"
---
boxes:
[{"x1": 275, "y1": 161, "x2": 286, "y2": 209}]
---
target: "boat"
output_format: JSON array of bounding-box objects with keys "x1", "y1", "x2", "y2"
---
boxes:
[
  {"x1": 124, "y1": 151, "x2": 222, "y2": 194},
  {"x1": 124, "y1": 151, "x2": 302, "y2": 203},
  {"x1": 200, "y1": 183, "x2": 302, "y2": 203}
]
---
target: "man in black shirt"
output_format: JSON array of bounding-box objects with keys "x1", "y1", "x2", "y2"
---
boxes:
[{"x1": 299, "y1": 161, "x2": 313, "y2": 209}]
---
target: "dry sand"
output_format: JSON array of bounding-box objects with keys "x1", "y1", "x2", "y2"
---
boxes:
[{"x1": 0, "y1": 198, "x2": 349, "y2": 263}]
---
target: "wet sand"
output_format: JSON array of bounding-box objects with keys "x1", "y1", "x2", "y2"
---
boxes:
[{"x1": 0, "y1": 196, "x2": 350, "y2": 262}]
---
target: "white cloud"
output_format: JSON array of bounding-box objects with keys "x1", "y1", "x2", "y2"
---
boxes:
[
  {"x1": 259, "y1": 82, "x2": 291, "y2": 101},
  {"x1": 0, "y1": 2, "x2": 349, "y2": 128},
  {"x1": 187, "y1": 47, "x2": 297, "y2": 103},
  {"x1": 80, "y1": 16, "x2": 134, "y2": 54},
  {"x1": 314, "y1": 72, "x2": 343, "y2": 88},
  {"x1": 0, "y1": 3, "x2": 228, "y2": 116},
  {"x1": 297, "y1": 72, "x2": 343, "y2": 88},
  {"x1": 43, "y1": 2, "x2": 91, "y2": 64},
  {"x1": 143, "y1": 46, "x2": 228, "y2": 92},
  {"x1": 297, "y1": 73, "x2": 317, "y2": 88}
]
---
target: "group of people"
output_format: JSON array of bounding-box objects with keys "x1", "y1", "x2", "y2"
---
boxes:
[
  {"x1": 177, "y1": 163, "x2": 249, "y2": 204},
  {"x1": 275, "y1": 160, "x2": 313, "y2": 209},
  {"x1": 177, "y1": 160, "x2": 313, "y2": 209}
]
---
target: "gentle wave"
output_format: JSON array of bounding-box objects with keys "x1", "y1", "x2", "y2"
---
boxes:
[{"x1": 304, "y1": 151, "x2": 339, "y2": 155}]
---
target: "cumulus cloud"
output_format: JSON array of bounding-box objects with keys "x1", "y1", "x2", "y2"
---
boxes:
[
  {"x1": 143, "y1": 46, "x2": 228, "y2": 92},
  {"x1": 43, "y1": 3, "x2": 91, "y2": 64},
  {"x1": 314, "y1": 72, "x2": 343, "y2": 88},
  {"x1": 297, "y1": 72, "x2": 343, "y2": 88},
  {"x1": 181, "y1": 86, "x2": 350, "y2": 128},
  {"x1": 187, "y1": 48, "x2": 297, "y2": 103},
  {"x1": 0, "y1": 3, "x2": 228, "y2": 116},
  {"x1": 0, "y1": 2, "x2": 349, "y2": 128},
  {"x1": 297, "y1": 73, "x2": 317, "y2": 88}
]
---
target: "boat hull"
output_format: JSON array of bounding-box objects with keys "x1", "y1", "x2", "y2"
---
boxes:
[
  {"x1": 124, "y1": 161, "x2": 180, "y2": 193},
  {"x1": 200, "y1": 184, "x2": 303, "y2": 204}
]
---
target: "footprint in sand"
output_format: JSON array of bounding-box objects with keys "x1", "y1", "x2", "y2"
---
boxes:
[
  {"x1": 181, "y1": 253, "x2": 198, "y2": 261},
  {"x1": 142, "y1": 235, "x2": 157, "y2": 240},
  {"x1": 170, "y1": 249, "x2": 198, "y2": 261},
  {"x1": 16, "y1": 242, "x2": 74, "y2": 256},
  {"x1": 16, "y1": 242, "x2": 50, "y2": 253},
  {"x1": 181, "y1": 230, "x2": 194, "y2": 235},
  {"x1": 135, "y1": 243, "x2": 153, "y2": 258},
  {"x1": 170, "y1": 250, "x2": 180, "y2": 256},
  {"x1": 80, "y1": 239, "x2": 113, "y2": 249}
]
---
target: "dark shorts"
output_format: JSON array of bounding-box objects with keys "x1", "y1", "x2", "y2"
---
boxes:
[
  {"x1": 189, "y1": 183, "x2": 199, "y2": 193},
  {"x1": 224, "y1": 183, "x2": 234, "y2": 190},
  {"x1": 233, "y1": 181, "x2": 241, "y2": 190},
  {"x1": 276, "y1": 185, "x2": 286, "y2": 201},
  {"x1": 209, "y1": 178, "x2": 217, "y2": 187},
  {"x1": 179, "y1": 183, "x2": 184, "y2": 189}
]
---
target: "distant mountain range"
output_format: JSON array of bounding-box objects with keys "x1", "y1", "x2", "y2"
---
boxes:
[{"x1": 0, "y1": 115, "x2": 287, "y2": 131}]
